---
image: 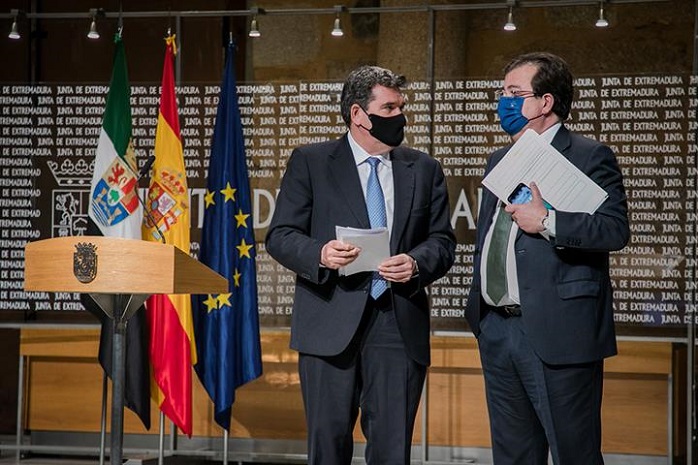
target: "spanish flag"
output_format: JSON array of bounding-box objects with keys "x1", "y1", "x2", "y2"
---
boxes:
[{"x1": 144, "y1": 34, "x2": 194, "y2": 436}]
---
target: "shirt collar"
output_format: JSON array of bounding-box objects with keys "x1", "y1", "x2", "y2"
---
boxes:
[
  {"x1": 540, "y1": 122, "x2": 562, "y2": 144},
  {"x1": 348, "y1": 131, "x2": 390, "y2": 166}
]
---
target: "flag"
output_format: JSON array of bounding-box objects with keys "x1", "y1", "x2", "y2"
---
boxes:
[
  {"x1": 192, "y1": 41, "x2": 262, "y2": 431},
  {"x1": 143, "y1": 34, "x2": 194, "y2": 437},
  {"x1": 84, "y1": 32, "x2": 150, "y2": 430}
]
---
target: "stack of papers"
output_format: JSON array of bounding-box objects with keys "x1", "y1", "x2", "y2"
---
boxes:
[
  {"x1": 335, "y1": 226, "x2": 390, "y2": 276},
  {"x1": 482, "y1": 129, "x2": 608, "y2": 214}
]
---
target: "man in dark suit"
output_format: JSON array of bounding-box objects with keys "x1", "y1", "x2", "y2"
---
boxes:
[
  {"x1": 465, "y1": 52, "x2": 630, "y2": 465},
  {"x1": 266, "y1": 65, "x2": 455, "y2": 465}
]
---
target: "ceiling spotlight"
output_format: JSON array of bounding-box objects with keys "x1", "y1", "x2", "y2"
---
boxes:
[
  {"x1": 249, "y1": 17, "x2": 260, "y2": 38},
  {"x1": 331, "y1": 5, "x2": 345, "y2": 37},
  {"x1": 8, "y1": 9, "x2": 20, "y2": 40},
  {"x1": 87, "y1": 9, "x2": 100, "y2": 39},
  {"x1": 248, "y1": 7, "x2": 264, "y2": 38},
  {"x1": 331, "y1": 17, "x2": 344, "y2": 37},
  {"x1": 595, "y1": 1, "x2": 609, "y2": 27},
  {"x1": 503, "y1": 5, "x2": 516, "y2": 31}
]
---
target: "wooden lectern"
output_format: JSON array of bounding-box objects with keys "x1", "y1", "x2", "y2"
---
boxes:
[{"x1": 24, "y1": 236, "x2": 228, "y2": 465}]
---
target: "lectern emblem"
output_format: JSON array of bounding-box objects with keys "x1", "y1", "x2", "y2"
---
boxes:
[{"x1": 74, "y1": 242, "x2": 98, "y2": 283}]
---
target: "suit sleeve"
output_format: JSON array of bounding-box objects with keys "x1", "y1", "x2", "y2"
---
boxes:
[
  {"x1": 265, "y1": 148, "x2": 327, "y2": 284},
  {"x1": 551, "y1": 143, "x2": 630, "y2": 252}
]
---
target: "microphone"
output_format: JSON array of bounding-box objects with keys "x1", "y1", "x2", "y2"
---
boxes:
[
  {"x1": 138, "y1": 154, "x2": 156, "y2": 179},
  {"x1": 131, "y1": 155, "x2": 166, "y2": 244}
]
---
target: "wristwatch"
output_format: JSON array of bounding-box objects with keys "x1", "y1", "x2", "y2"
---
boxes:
[
  {"x1": 410, "y1": 255, "x2": 419, "y2": 277},
  {"x1": 541, "y1": 211, "x2": 551, "y2": 231}
]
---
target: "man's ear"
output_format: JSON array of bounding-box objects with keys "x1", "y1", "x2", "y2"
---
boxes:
[
  {"x1": 351, "y1": 103, "x2": 370, "y2": 129},
  {"x1": 542, "y1": 93, "x2": 555, "y2": 115}
]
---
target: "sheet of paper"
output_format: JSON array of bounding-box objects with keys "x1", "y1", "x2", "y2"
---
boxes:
[
  {"x1": 335, "y1": 226, "x2": 390, "y2": 276},
  {"x1": 482, "y1": 129, "x2": 609, "y2": 214}
]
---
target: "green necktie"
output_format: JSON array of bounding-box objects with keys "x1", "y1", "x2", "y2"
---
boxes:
[{"x1": 486, "y1": 205, "x2": 513, "y2": 304}]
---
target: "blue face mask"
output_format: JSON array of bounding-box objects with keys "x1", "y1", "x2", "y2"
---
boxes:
[{"x1": 497, "y1": 96, "x2": 529, "y2": 135}]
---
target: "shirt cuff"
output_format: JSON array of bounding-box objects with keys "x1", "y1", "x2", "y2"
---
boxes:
[{"x1": 541, "y1": 209, "x2": 556, "y2": 239}]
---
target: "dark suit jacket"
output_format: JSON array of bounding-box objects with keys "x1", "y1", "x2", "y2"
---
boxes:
[
  {"x1": 465, "y1": 126, "x2": 630, "y2": 365},
  {"x1": 266, "y1": 134, "x2": 456, "y2": 366}
]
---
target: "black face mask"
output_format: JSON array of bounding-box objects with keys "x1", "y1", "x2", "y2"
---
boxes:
[{"x1": 363, "y1": 109, "x2": 407, "y2": 147}]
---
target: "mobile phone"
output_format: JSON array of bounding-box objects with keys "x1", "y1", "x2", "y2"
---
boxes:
[{"x1": 508, "y1": 183, "x2": 531, "y2": 205}]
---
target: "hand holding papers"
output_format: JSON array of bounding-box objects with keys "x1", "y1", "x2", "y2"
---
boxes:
[
  {"x1": 335, "y1": 226, "x2": 390, "y2": 276},
  {"x1": 483, "y1": 129, "x2": 608, "y2": 214}
]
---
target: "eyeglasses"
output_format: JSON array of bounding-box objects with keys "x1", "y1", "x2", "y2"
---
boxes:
[{"x1": 494, "y1": 89, "x2": 538, "y2": 100}]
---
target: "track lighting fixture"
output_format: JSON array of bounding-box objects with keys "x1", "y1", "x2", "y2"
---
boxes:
[
  {"x1": 595, "y1": 1, "x2": 609, "y2": 27},
  {"x1": 331, "y1": 5, "x2": 345, "y2": 37},
  {"x1": 249, "y1": 17, "x2": 260, "y2": 38},
  {"x1": 503, "y1": 2, "x2": 517, "y2": 31},
  {"x1": 87, "y1": 8, "x2": 101, "y2": 39},
  {"x1": 8, "y1": 9, "x2": 20, "y2": 39},
  {"x1": 248, "y1": 7, "x2": 264, "y2": 38}
]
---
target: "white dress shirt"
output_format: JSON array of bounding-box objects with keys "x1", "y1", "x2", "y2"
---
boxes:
[
  {"x1": 347, "y1": 132, "x2": 395, "y2": 237},
  {"x1": 481, "y1": 123, "x2": 561, "y2": 306}
]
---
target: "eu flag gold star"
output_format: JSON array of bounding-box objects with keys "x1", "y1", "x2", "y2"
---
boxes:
[
  {"x1": 235, "y1": 209, "x2": 250, "y2": 228},
  {"x1": 204, "y1": 190, "x2": 216, "y2": 208},
  {"x1": 236, "y1": 238, "x2": 253, "y2": 259},
  {"x1": 217, "y1": 293, "x2": 232, "y2": 308},
  {"x1": 221, "y1": 182, "x2": 237, "y2": 203},
  {"x1": 203, "y1": 294, "x2": 219, "y2": 312},
  {"x1": 233, "y1": 268, "x2": 242, "y2": 287}
]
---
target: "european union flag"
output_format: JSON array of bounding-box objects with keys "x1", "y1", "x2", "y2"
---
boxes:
[{"x1": 192, "y1": 41, "x2": 263, "y2": 431}]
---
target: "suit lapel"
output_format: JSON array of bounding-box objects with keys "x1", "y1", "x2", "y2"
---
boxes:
[
  {"x1": 480, "y1": 148, "x2": 507, "y2": 226},
  {"x1": 328, "y1": 135, "x2": 371, "y2": 228},
  {"x1": 482, "y1": 148, "x2": 509, "y2": 243},
  {"x1": 390, "y1": 150, "x2": 415, "y2": 253},
  {"x1": 551, "y1": 125, "x2": 572, "y2": 156},
  {"x1": 479, "y1": 188, "x2": 499, "y2": 246}
]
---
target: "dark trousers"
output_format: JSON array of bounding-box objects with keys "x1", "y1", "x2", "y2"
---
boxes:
[
  {"x1": 477, "y1": 310, "x2": 605, "y2": 465},
  {"x1": 298, "y1": 296, "x2": 426, "y2": 465}
]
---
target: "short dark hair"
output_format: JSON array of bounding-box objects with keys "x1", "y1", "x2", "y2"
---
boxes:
[
  {"x1": 340, "y1": 65, "x2": 407, "y2": 126},
  {"x1": 504, "y1": 52, "x2": 574, "y2": 120}
]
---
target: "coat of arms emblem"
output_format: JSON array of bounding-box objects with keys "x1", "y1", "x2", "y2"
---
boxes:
[{"x1": 74, "y1": 242, "x2": 98, "y2": 283}]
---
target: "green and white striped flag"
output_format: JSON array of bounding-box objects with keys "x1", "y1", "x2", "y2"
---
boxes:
[
  {"x1": 88, "y1": 33, "x2": 142, "y2": 238},
  {"x1": 83, "y1": 33, "x2": 151, "y2": 431}
]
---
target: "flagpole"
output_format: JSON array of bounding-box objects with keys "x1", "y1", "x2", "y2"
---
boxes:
[
  {"x1": 99, "y1": 372, "x2": 107, "y2": 465},
  {"x1": 109, "y1": 295, "x2": 128, "y2": 465},
  {"x1": 157, "y1": 412, "x2": 165, "y2": 465},
  {"x1": 223, "y1": 429, "x2": 229, "y2": 465},
  {"x1": 169, "y1": 419, "x2": 178, "y2": 458}
]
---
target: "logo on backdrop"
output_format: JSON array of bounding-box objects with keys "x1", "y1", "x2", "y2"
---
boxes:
[{"x1": 47, "y1": 159, "x2": 92, "y2": 237}]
